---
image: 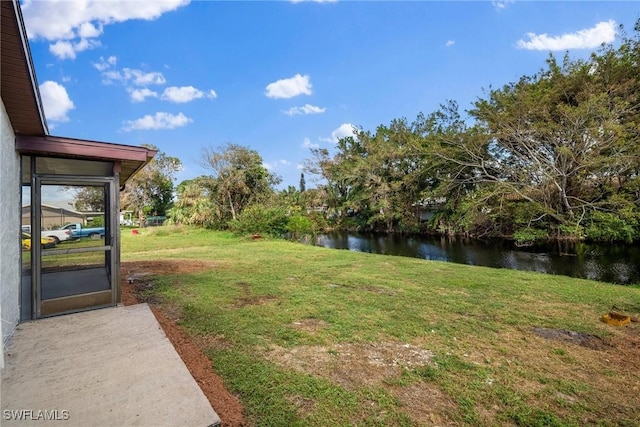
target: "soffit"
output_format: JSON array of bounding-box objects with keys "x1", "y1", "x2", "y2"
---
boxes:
[
  {"x1": 5, "y1": 0, "x2": 156, "y2": 186},
  {"x1": 1, "y1": 0, "x2": 48, "y2": 136},
  {"x1": 16, "y1": 135, "x2": 157, "y2": 184}
]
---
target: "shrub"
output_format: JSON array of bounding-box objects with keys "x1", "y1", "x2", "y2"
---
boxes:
[
  {"x1": 513, "y1": 227, "x2": 548, "y2": 245},
  {"x1": 87, "y1": 215, "x2": 105, "y2": 227},
  {"x1": 306, "y1": 210, "x2": 329, "y2": 231},
  {"x1": 286, "y1": 214, "x2": 315, "y2": 241},
  {"x1": 228, "y1": 205, "x2": 288, "y2": 237},
  {"x1": 584, "y1": 211, "x2": 635, "y2": 243}
]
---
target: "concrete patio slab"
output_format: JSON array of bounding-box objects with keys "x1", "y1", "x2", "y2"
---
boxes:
[{"x1": 1, "y1": 304, "x2": 221, "y2": 427}]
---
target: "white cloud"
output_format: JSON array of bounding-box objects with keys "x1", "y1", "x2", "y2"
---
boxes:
[
  {"x1": 49, "y1": 38, "x2": 101, "y2": 59},
  {"x1": 127, "y1": 69, "x2": 166, "y2": 86},
  {"x1": 122, "y1": 112, "x2": 192, "y2": 131},
  {"x1": 445, "y1": 40, "x2": 455, "y2": 47},
  {"x1": 492, "y1": 0, "x2": 514, "y2": 10},
  {"x1": 93, "y1": 55, "x2": 117, "y2": 71},
  {"x1": 22, "y1": 0, "x2": 190, "y2": 59},
  {"x1": 321, "y1": 123, "x2": 356, "y2": 143},
  {"x1": 77, "y1": 22, "x2": 102, "y2": 38},
  {"x1": 93, "y1": 56, "x2": 118, "y2": 71},
  {"x1": 94, "y1": 57, "x2": 216, "y2": 104},
  {"x1": 301, "y1": 138, "x2": 319, "y2": 149},
  {"x1": 39, "y1": 81, "x2": 75, "y2": 122},
  {"x1": 517, "y1": 20, "x2": 617, "y2": 51},
  {"x1": 161, "y1": 86, "x2": 217, "y2": 103},
  {"x1": 265, "y1": 74, "x2": 312, "y2": 99},
  {"x1": 74, "y1": 38, "x2": 100, "y2": 52},
  {"x1": 94, "y1": 57, "x2": 167, "y2": 95},
  {"x1": 48, "y1": 41, "x2": 74, "y2": 59},
  {"x1": 263, "y1": 159, "x2": 291, "y2": 170},
  {"x1": 284, "y1": 104, "x2": 326, "y2": 116},
  {"x1": 102, "y1": 67, "x2": 166, "y2": 86},
  {"x1": 129, "y1": 88, "x2": 158, "y2": 103}
]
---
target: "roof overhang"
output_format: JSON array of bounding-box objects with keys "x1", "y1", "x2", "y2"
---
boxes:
[
  {"x1": 16, "y1": 135, "x2": 157, "y2": 185},
  {"x1": 4, "y1": 0, "x2": 157, "y2": 187},
  {"x1": 1, "y1": 0, "x2": 48, "y2": 136}
]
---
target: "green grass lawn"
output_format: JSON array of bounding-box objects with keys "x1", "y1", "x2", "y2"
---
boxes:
[
  {"x1": 122, "y1": 226, "x2": 640, "y2": 426},
  {"x1": 23, "y1": 237, "x2": 109, "y2": 271}
]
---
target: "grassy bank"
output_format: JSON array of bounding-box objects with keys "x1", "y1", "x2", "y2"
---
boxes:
[{"x1": 122, "y1": 226, "x2": 640, "y2": 426}]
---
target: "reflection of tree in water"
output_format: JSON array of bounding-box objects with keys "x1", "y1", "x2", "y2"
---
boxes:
[{"x1": 316, "y1": 232, "x2": 640, "y2": 285}]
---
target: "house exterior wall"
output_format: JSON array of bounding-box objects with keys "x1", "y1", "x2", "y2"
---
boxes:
[
  {"x1": 22, "y1": 205, "x2": 87, "y2": 229},
  {"x1": 0, "y1": 99, "x2": 21, "y2": 368},
  {"x1": 43, "y1": 207, "x2": 85, "y2": 228}
]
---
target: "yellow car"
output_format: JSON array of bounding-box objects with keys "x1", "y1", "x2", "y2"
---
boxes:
[{"x1": 21, "y1": 232, "x2": 57, "y2": 251}]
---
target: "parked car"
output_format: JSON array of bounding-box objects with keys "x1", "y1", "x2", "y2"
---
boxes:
[
  {"x1": 22, "y1": 225, "x2": 73, "y2": 243},
  {"x1": 61, "y1": 223, "x2": 105, "y2": 240},
  {"x1": 21, "y1": 232, "x2": 56, "y2": 250},
  {"x1": 43, "y1": 228, "x2": 73, "y2": 243}
]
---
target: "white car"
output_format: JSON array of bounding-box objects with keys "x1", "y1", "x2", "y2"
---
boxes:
[{"x1": 22, "y1": 225, "x2": 72, "y2": 243}]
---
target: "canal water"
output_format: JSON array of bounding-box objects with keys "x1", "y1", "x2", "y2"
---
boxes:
[{"x1": 315, "y1": 232, "x2": 640, "y2": 285}]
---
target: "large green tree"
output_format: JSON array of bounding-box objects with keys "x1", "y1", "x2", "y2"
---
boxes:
[
  {"x1": 437, "y1": 27, "x2": 640, "y2": 239},
  {"x1": 120, "y1": 145, "x2": 182, "y2": 225},
  {"x1": 333, "y1": 118, "x2": 434, "y2": 231},
  {"x1": 304, "y1": 117, "x2": 443, "y2": 232},
  {"x1": 201, "y1": 143, "x2": 280, "y2": 222},
  {"x1": 167, "y1": 177, "x2": 219, "y2": 227},
  {"x1": 68, "y1": 186, "x2": 105, "y2": 212}
]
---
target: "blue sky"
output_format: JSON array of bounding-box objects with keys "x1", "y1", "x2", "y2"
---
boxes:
[{"x1": 22, "y1": 0, "x2": 640, "y2": 189}]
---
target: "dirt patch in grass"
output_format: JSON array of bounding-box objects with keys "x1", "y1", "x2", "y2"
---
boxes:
[
  {"x1": 194, "y1": 333, "x2": 235, "y2": 352},
  {"x1": 481, "y1": 325, "x2": 640, "y2": 423},
  {"x1": 290, "y1": 318, "x2": 330, "y2": 334},
  {"x1": 393, "y1": 382, "x2": 458, "y2": 426},
  {"x1": 523, "y1": 325, "x2": 640, "y2": 423},
  {"x1": 362, "y1": 285, "x2": 397, "y2": 296},
  {"x1": 601, "y1": 326, "x2": 640, "y2": 371},
  {"x1": 233, "y1": 282, "x2": 278, "y2": 307},
  {"x1": 286, "y1": 394, "x2": 317, "y2": 416},
  {"x1": 532, "y1": 327, "x2": 607, "y2": 349},
  {"x1": 264, "y1": 341, "x2": 458, "y2": 424},
  {"x1": 530, "y1": 324, "x2": 640, "y2": 372},
  {"x1": 121, "y1": 261, "x2": 247, "y2": 427},
  {"x1": 123, "y1": 259, "x2": 217, "y2": 278},
  {"x1": 264, "y1": 341, "x2": 433, "y2": 389}
]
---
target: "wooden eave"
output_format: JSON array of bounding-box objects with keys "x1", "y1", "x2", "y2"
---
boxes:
[
  {"x1": 4, "y1": 0, "x2": 156, "y2": 186},
  {"x1": 16, "y1": 135, "x2": 157, "y2": 184},
  {"x1": 1, "y1": 0, "x2": 48, "y2": 136}
]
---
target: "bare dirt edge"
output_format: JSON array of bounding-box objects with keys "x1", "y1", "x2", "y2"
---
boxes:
[{"x1": 120, "y1": 262, "x2": 248, "y2": 427}]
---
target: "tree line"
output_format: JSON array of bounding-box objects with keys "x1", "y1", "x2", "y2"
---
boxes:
[
  {"x1": 75, "y1": 22, "x2": 640, "y2": 243},
  {"x1": 302, "y1": 22, "x2": 640, "y2": 243}
]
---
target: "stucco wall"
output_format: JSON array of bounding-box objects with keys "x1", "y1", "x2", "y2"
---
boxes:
[{"x1": 0, "y1": 99, "x2": 21, "y2": 368}]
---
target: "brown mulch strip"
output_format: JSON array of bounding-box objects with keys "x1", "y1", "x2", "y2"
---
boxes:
[{"x1": 120, "y1": 262, "x2": 247, "y2": 427}]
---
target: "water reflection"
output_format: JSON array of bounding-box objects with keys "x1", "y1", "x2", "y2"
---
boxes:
[{"x1": 315, "y1": 232, "x2": 640, "y2": 285}]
